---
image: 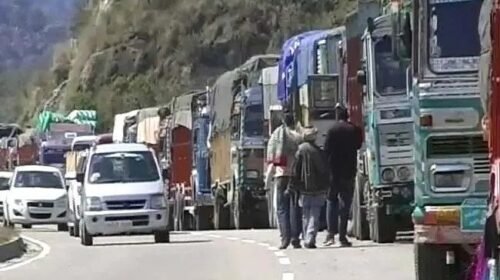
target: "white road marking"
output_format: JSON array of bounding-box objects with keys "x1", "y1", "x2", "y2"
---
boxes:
[
  {"x1": 258, "y1": 242, "x2": 269, "y2": 247},
  {"x1": 274, "y1": 251, "x2": 286, "y2": 257},
  {"x1": 268, "y1": 246, "x2": 279, "y2": 251},
  {"x1": 242, "y1": 239, "x2": 256, "y2": 244},
  {"x1": 227, "y1": 237, "x2": 239, "y2": 241},
  {"x1": 282, "y1": 273, "x2": 295, "y2": 280},
  {"x1": 0, "y1": 235, "x2": 50, "y2": 272},
  {"x1": 278, "y1": 257, "x2": 291, "y2": 265},
  {"x1": 208, "y1": 234, "x2": 221, "y2": 238}
]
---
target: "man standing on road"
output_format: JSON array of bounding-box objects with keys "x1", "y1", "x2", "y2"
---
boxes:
[
  {"x1": 265, "y1": 110, "x2": 303, "y2": 249},
  {"x1": 290, "y1": 126, "x2": 329, "y2": 249},
  {"x1": 323, "y1": 104, "x2": 363, "y2": 247}
]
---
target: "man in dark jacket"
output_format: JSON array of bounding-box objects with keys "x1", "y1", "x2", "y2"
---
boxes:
[
  {"x1": 323, "y1": 104, "x2": 363, "y2": 247},
  {"x1": 291, "y1": 126, "x2": 329, "y2": 249}
]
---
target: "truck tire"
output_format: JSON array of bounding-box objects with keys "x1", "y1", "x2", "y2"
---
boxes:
[
  {"x1": 69, "y1": 225, "x2": 75, "y2": 236},
  {"x1": 74, "y1": 220, "x2": 80, "y2": 237},
  {"x1": 369, "y1": 203, "x2": 396, "y2": 243},
  {"x1": 352, "y1": 177, "x2": 369, "y2": 240},
  {"x1": 154, "y1": 230, "x2": 170, "y2": 243},
  {"x1": 195, "y1": 206, "x2": 212, "y2": 231},
  {"x1": 414, "y1": 244, "x2": 458, "y2": 280},
  {"x1": 80, "y1": 221, "x2": 93, "y2": 246}
]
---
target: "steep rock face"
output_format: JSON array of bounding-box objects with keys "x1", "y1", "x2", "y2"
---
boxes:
[{"x1": 22, "y1": 0, "x2": 357, "y2": 130}]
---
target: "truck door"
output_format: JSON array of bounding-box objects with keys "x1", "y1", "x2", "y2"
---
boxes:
[{"x1": 171, "y1": 126, "x2": 193, "y2": 192}]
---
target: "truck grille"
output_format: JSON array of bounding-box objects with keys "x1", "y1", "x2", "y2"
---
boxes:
[
  {"x1": 379, "y1": 123, "x2": 413, "y2": 147},
  {"x1": 105, "y1": 200, "x2": 146, "y2": 210},
  {"x1": 29, "y1": 213, "x2": 51, "y2": 219},
  {"x1": 427, "y1": 135, "x2": 490, "y2": 174}
]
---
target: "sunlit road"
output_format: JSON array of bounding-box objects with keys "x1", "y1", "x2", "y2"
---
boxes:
[{"x1": 1, "y1": 227, "x2": 414, "y2": 280}]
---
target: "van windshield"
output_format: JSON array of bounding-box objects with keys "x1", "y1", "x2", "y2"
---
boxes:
[
  {"x1": 87, "y1": 151, "x2": 160, "y2": 184},
  {"x1": 14, "y1": 171, "x2": 63, "y2": 189}
]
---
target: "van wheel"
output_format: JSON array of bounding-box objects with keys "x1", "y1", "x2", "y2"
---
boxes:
[
  {"x1": 69, "y1": 226, "x2": 75, "y2": 236},
  {"x1": 22, "y1": 224, "x2": 32, "y2": 229},
  {"x1": 74, "y1": 220, "x2": 80, "y2": 237},
  {"x1": 57, "y1": 223, "x2": 68, "y2": 232},
  {"x1": 80, "y1": 221, "x2": 93, "y2": 246},
  {"x1": 154, "y1": 230, "x2": 170, "y2": 243}
]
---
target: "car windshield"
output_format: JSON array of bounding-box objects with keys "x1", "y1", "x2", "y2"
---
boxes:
[
  {"x1": 14, "y1": 171, "x2": 63, "y2": 189},
  {"x1": 374, "y1": 35, "x2": 409, "y2": 96},
  {"x1": 427, "y1": 0, "x2": 481, "y2": 73},
  {"x1": 244, "y1": 105, "x2": 264, "y2": 137},
  {"x1": 0, "y1": 177, "x2": 10, "y2": 191},
  {"x1": 87, "y1": 151, "x2": 160, "y2": 184}
]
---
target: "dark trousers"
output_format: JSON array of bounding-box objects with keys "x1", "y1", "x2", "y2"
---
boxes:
[
  {"x1": 276, "y1": 176, "x2": 302, "y2": 245},
  {"x1": 326, "y1": 177, "x2": 354, "y2": 240}
]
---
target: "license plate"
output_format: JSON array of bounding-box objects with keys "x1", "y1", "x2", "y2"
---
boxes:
[
  {"x1": 107, "y1": 221, "x2": 133, "y2": 228},
  {"x1": 435, "y1": 208, "x2": 460, "y2": 224},
  {"x1": 29, "y1": 208, "x2": 50, "y2": 214}
]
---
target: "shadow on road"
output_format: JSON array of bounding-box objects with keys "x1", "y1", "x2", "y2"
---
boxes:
[{"x1": 92, "y1": 239, "x2": 212, "y2": 247}]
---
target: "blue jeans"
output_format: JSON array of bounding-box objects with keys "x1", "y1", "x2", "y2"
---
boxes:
[
  {"x1": 327, "y1": 178, "x2": 354, "y2": 240},
  {"x1": 275, "y1": 177, "x2": 302, "y2": 245},
  {"x1": 301, "y1": 194, "x2": 326, "y2": 245}
]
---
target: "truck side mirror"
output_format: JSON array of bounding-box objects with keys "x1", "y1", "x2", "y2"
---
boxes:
[
  {"x1": 357, "y1": 70, "x2": 367, "y2": 85},
  {"x1": 76, "y1": 172, "x2": 84, "y2": 183}
]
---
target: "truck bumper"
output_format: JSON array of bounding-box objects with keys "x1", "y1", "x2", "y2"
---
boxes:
[
  {"x1": 414, "y1": 224, "x2": 482, "y2": 244},
  {"x1": 374, "y1": 182, "x2": 414, "y2": 212}
]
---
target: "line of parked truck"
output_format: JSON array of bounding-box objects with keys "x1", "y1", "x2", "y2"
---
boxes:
[{"x1": 0, "y1": 0, "x2": 496, "y2": 277}]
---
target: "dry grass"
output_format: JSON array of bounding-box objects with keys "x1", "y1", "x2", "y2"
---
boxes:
[{"x1": 0, "y1": 227, "x2": 17, "y2": 244}]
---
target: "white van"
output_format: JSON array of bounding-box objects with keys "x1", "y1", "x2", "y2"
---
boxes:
[{"x1": 76, "y1": 143, "x2": 169, "y2": 246}]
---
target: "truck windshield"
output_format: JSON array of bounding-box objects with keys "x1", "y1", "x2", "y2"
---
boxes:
[
  {"x1": 427, "y1": 0, "x2": 481, "y2": 73},
  {"x1": 14, "y1": 171, "x2": 63, "y2": 189},
  {"x1": 374, "y1": 36, "x2": 409, "y2": 96},
  {"x1": 88, "y1": 151, "x2": 160, "y2": 184},
  {"x1": 0, "y1": 177, "x2": 10, "y2": 190},
  {"x1": 244, "y1": 105, "x2": 264, "y2": 137}
]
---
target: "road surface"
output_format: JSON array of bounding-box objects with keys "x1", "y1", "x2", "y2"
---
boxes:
[{"x1": 1, "y1": 226, "x2": 414, "y2": 280}]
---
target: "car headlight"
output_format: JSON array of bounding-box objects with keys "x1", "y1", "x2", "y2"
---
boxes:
[
  {"x1": 85, "y1": 197, "x2": 103, "y2": 211},
  {"x1": 54, "y1": 196, "x2": 68, "y2": 208},
  {"x1": 13, "y1": 199, "x2": 24, "y2": 207},
  {"x1": 150, "y1": 194, "x2": 166, "y2": 209},
  {"x1": 397, "y1": 166, "x2": 411, "y2": 181},
  {"x1": 381, "y1": 168, "x2": 395, "y2": 182}
]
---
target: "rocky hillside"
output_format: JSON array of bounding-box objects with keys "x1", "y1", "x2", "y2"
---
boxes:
[
  {"x1": 18, "y1": 0, "x2": 357, "y2": 130},
  {"x1": 0, "y1": 0, "x2": 78, "y2": 121}
]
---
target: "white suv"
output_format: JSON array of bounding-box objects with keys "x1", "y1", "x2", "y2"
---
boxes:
[
  {"x1": 3, "y1": 165, "x2": 68, "y2": 230},
  {"x1": 76, "y1": 143, "x2": 170, "y2": 246}
]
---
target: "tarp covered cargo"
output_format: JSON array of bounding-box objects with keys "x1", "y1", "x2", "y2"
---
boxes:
[
  {"x1": 172, "y1": 92, "x2": 196, "y2": 130},
  {"x1": 277, "y1": 30, "x2": 324, "y2": 103},
  {"x1": 112, "y1": 110, "x2": 139, "y2": 142},
  {"x1": 37, "y1": 110, "x2": 97, "y2": 132},
  {"x1": 136, "y1": 107, "x2": 160, "y2": 145},
  {"x1": 479, "y1": 0, "x2": 493, "y2": 113},
  {"x1": 296, "y1": 29, "x2": 343, "y2": 87},
  {"x1": 210, "y1": 70, "x2": 238, "y2": 134},
  {"x1": 261, "y1": 66, "x2": 279, "y2": 121}
]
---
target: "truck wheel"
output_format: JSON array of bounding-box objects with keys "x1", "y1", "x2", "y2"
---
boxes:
[
  {"x1": 415, "y1": 244, "x2": 458, "y2": 280},
  {"x1": 69, "y1": 226, "x2": 75, "y2": 236},
  {"x1": 195, "y1": 206, "x2": 212, "y2": 231},
  {"x1": 74, "y1": 220, "x2": 80, "y2": 237},
  {"x1": 352, "y1": 177, "x2": 369, "y2": 240},
  {"x1": 80, "y1": 221, "x2": 93, "y2": 246},
  {"x1": 22, "y1": 224, "x2": 32, "y2": 229},
  {"x1": 154, "y1": 230, "x2": 170, "y2": 243},
  {"x1": 369, "y1": 203, "x2": 396, "y2": 243},
  {"x1": 57, "y1": 223, "x2": 69, "y2": 232}
]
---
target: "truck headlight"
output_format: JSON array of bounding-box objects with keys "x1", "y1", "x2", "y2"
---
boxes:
[
  {"x1": 150, "y1": 194, "x2": 166, "y2": 209},
  {"x1": 397, "y1": 166, "x2": 411, "y2": 181},
  {"x1": 381, "y1": 168, "x2": 395, "y2": 182},
  {"x1": 85, "y1": 197, "x2": 103, "y2": 211},
  {"x1": 13, "y1": 199, "x2": 24, "y2": 208}
]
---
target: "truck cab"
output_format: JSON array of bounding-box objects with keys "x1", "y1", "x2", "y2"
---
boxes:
[
  {"x1": 407, "y1": 0, "x2": 488, "y2": 278},
  {"x1": 353, "y1": 9, "x2": 415, "y2": 243}
]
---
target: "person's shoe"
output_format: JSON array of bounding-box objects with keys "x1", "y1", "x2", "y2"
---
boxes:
[
  {"x1": 304, "y1": 243, "x2": 317, "y2": 249},
  {"x1": 279, "y1": 240, "x2": 290, "y2": 250},
  {"x1": 323, "y1": 236, "x2": 335, "y2": 246},
  {"x1": 291, "y1": 241, "x2": 302, "y2": 249},
  {"x1": 339, "y1": 238, "x2": 352, "y2": 247}
]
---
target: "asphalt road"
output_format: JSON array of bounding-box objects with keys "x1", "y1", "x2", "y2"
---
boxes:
[{"x1": 1, "y1": 227, "x2": 414, "y2": 280}]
